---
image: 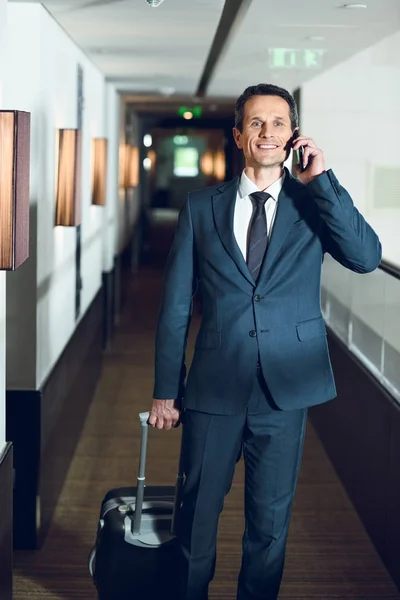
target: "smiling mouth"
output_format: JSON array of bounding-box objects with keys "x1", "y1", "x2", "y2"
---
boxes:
[{"x1": 256, "y1": 144, "x2": 279, "y2": 150}]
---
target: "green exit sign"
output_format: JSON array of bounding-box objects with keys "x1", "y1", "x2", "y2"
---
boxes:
[
  {"x1": 178, "y1": 106, "x2": 203, "y2": 118},
  {"x1": 268, "y1": 48, "x2": 326, "y2": 69}
]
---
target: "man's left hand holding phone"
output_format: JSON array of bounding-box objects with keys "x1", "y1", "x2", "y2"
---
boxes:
[{"x1": 292, "y1": 128, "x2": 326, "y2": 184}]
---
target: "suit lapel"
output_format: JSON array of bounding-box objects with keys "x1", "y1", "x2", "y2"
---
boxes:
[
  {"x1": 257, "y1": 169, "x2": 301, "y2": 285},
  {"x1": 212, "y1": 177, "x2": 255, "y2": 286}
]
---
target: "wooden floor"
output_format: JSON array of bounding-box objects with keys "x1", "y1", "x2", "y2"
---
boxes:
[{"x1": 13, "y1": 214, "x2": 400, "y2": 599}]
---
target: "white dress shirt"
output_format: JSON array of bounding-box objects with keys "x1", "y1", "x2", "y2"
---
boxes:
[{"x1": 233, "y1": 170, "x2": 285, "y2": 261}]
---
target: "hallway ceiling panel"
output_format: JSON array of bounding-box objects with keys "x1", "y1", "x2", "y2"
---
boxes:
[
  {"x1": 208, "y1": 0, "x2": 400, "y2": 95},
  {"x1": 11, "y1": 0, "x2": 400, "y2": 98},
  {"x1": 36, "y1": 0, "x2": 226, "y2": 95}
]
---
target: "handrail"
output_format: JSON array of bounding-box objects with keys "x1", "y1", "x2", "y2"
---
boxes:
[{"x1": 379, "y1": 260, "x2": 400, "y2": 281}]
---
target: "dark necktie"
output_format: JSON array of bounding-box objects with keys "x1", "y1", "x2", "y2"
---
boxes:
[{"x1": 247, "y1": 192, "x2": 270, "y2": 282}]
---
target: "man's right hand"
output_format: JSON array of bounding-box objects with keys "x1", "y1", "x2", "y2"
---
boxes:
[{"x1": 149, "y1": 399, "x2": 180, "y2": 430}]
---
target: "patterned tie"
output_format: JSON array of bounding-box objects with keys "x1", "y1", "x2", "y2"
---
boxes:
[{"x1": 247, "y1": 192, "x2": 270, "y2": 282}]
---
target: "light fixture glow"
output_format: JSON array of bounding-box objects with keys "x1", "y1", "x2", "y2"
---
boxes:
[
  {"x1": 56, "y1": 128, "x2": 82, "y2": 226},
  {"x1": 119, "y1": 144, "x2": 139, "y2": 188},
  {"x1": 143, "y1": 158, "x2": 151, "y2": 171},
  {"x1": 342, "y1": 3, "x2": 367, "y2": 8},
  {"x1": 147, "y1": 150, "x2": 156, "y2": 170},
  {"x1": 214, "y1": 151, "x2": 226, "y2": 182},
  {"x1": 92, "y1": 138, "x2": 108, "y2": 206},
  {"x1": 0, "y1": 110, "x2": 31, "y2": 270},
  {"x1": 143, "y1": 134, "x2": 152, "y2": 148},
  {"x1": 159, "y1": 86, "x2": 175, "y2": 97},
  {"x1": 201, "y1": 152, "x2": 214, "y2": 177},
  {"x1": 183, "y1": 111, "x2": 193, "y2": 120},
  {"x1": 173, "y1": 135, "x2": 189, "y2": 145}
]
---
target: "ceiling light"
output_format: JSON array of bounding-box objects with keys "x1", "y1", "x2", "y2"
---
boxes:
[
  {"x1": 342, "y1": 3, "x2": 367, "y2": 8},
  {"x1": 183, "y1": 111, "x2": 193, "y2": 120},
  {"x1": 159, "y1": 86, "x2": 175, "y2": 97},
  {"x1": 173, "y1": 135, "x2": 188, "y2": 145},
  {"x1": 145, "y1": 0, "x2": 165, "y2": 7},
  {"x1": 143, "y1": 134, "x2": 152, "y2": 148}
]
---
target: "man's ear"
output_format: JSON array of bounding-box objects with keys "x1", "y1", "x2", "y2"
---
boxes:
[{"x1": 233, "y1": 127, "x2": 242, "y2": 149}]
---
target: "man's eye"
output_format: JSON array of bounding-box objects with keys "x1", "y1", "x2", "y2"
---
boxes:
[
  {"x1": 274, "y1": 122, "x2": 283, "y2": 127},
  {"x1": 251, "y1": 121, "x2": 262, "y2": 127}
]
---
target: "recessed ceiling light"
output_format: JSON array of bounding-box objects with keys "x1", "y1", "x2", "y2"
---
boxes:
[
  {"x1": 159, "y1": 86, "x2": 175, "y2": 97},
  {"x1": 342, "y1": 3, "x2": 367, "y2": 8}
]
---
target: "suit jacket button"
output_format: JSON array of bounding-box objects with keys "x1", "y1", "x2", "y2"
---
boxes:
[
  {"x1": 254, "y1": 295, "x2": 261, "y2": 302},
  {"x1": 249, "y1": 330, "x2": 257, "y2": 338}
]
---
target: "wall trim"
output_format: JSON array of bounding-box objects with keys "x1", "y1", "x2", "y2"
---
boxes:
[
  {"x1": 0, "y1": 442, "x2": 13, "y2": 600},
  {"x1": 6, "y1": 289, "x2": 103, "y2": 549},
  {"x1": 310, "y1": 330, "x2": 400, "y2": 592}
]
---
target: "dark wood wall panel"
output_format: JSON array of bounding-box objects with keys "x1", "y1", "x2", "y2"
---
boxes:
[
  {"x1": 6, "y1": 289, "x2": 103, "y2": 549},
  {"x1": 39, "y1": 294, "x2": 103, "y2": 546},
  {"x1": 0, "y1": 442, "x2": 13, "y2": 600},
  {"x1": 386, "y1": 401, "x2": 400, "y2": 585},
  {"x1": 310, "y1": 331, "x2": 400, "y2": 591}
]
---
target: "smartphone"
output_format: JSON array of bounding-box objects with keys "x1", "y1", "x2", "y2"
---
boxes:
[{"x1": 292, "y1": 130, "x2": 306, "y2": 172}]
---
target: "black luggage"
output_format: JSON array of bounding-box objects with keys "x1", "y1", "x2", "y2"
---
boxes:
[{"x1": 89, "y1": 411, "x2": 184, "y2": 599}]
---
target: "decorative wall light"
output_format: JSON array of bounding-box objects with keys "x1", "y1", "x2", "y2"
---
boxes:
[
  {"x1": 55, "y1": 128, "x2": 82, "y2": 226},
  {"x1": 0, "y1": 110, "x2": 31, "y2": 270},
  {"x1": 214, "y1": 151, "x2": 226, "y2": 181},
  {"x1": 142, "y1": 150, "x2": 156, "y2": 173},
  {"x1": 119, "y1": 144, "x2": 139, "y2": 189},
  {"x1": 91, "y1": 138, "x2": 108, "y2": 206},
  {"x1": 200, "y1": 151, "x2": 214, "y2": 177}
]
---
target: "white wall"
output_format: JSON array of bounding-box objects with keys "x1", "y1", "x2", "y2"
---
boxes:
[
  {"x1": 302, "y1": 30, "x2": 400, "y2": 402},
  {"x1": 301, "y1": 29, "x2": 400, "y2": 268},
  {"x1": 0, "y1": 0, "x2": 7, "y2": 449},
  {"x1": 4, "y1": 4, "x2": 111, "y2": 388},
  {"x1": 4, "y1": 4, "x2": 39, "y2": 389}
]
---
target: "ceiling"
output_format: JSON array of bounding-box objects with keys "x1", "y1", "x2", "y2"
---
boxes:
[
  {"x1": 208, "y1": 0, "x2": 400, "y2": 96},
  {"x1": 12, "y1": 0, "x2": 400, "y2": 102}
]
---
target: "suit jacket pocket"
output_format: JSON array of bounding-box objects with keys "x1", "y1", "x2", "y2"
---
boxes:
[
  {"x1": 195, "y1": 329, "x2": 221, "y2": 349},
  {"x1": 296, "y1": 317, "x2": 326, "y2": 341}
]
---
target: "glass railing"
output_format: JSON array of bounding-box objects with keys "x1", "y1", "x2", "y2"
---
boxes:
[{"x1": 321, "y1": 255, "x2": 400, "y2": 403}]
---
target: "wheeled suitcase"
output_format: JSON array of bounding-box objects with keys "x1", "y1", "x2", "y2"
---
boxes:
[{"x1": 89, "y1": 411, "x2": 184, "y2": 599}]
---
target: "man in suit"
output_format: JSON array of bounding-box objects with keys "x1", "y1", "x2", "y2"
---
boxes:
[{"x1": 149, "y1": 83, "x2": 382, "y2": 600}]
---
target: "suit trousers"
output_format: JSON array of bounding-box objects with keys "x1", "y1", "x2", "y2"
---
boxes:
[{"x1": 176, "y1": 366, "x2": 307, "y2": 600}]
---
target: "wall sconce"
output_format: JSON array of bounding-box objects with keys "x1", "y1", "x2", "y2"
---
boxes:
[
  {"x1": 200, "y1": 151, "x2": 214, "y2": 177},
  {"x1": 214, "y1": 151, "x2": 226, "y2": 181},
  {"x1": 119, "y1": 144, "x2": 139, "y2": 189},
  {"x1": 0, "y1": 110, "x2": 31, "y2": 270},
  {"x1": 92, "y1": 138, "x2": 108, "y2": 206},
  {"x1": 55, "y1": 128, "x2": 82, "y2": 226}
]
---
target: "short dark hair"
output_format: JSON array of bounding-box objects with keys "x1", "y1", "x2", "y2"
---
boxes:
[{"x1": 234, "y1": 83, "x2": 298, "y2": 132}]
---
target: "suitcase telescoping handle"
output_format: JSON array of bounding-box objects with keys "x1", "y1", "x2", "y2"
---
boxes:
[{"x1": 133, "y1": 411, "x2": 184, "y2": 537}]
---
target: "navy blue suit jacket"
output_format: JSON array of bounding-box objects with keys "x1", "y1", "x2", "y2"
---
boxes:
[{"x1": 153, "y1": 168, "x2": 382, "y2": 414}]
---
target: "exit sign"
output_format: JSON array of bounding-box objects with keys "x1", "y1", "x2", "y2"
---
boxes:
[
  {"x1": 178, "y1": 106, "x2": 203, "y2": 118},
  {"x1": 268, "y1": 48, "x2": 326, "y2": 69}
]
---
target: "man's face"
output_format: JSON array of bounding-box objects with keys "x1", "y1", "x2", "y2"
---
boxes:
[{"x1": 233, "y1": 95, "x2": 294, "y2": 169}]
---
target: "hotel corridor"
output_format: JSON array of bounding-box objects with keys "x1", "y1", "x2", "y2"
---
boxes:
[{"x1": 12, "y1": 211, "x2": 400, "y2": 600}]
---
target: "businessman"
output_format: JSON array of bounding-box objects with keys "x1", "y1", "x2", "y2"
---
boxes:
[{"x1": 149, "y1": 83, "x2": 382, "y2": 600}]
